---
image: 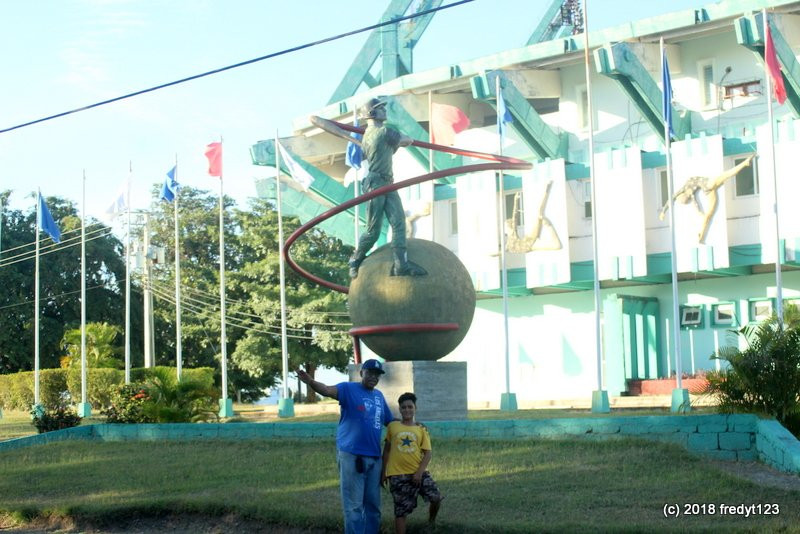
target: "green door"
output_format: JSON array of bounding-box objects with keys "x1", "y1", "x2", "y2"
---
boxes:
[{"x1": 621, "y1": 296, "x2": 664, "y2": 380}]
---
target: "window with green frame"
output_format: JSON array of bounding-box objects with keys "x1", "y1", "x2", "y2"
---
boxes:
[
  {"x1": 680, "y1": 304, "x2": 704, "y2": 329},
  {"x1": 710, "y1": 302, "x2": 737, "y2": 328},
  {"x1": 748, "y1": 298, "x2": 774, "y2": 324}
]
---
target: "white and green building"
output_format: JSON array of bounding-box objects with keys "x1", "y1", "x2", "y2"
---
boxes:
[{"x1": 251, "y1": 0, "x2": 800, "y2": 407}]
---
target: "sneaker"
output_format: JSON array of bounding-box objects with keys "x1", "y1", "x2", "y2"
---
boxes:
[
  {"x1": 348, "y1": 259, "x2": 362, "y2": 279},
  {"x1": 391, "y1": 261, "x2": 427, "y2": 277}
]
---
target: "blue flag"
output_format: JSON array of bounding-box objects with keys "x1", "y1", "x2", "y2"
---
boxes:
[
  {"x1": 497, "y1": 84, "x2": 513, "y2": 139},
  {"x1": 661, "y1": 50, "x2": 675, "y2": 140},
  {"x1": 37, "y1": 192, "x2": 61, "y2": 243},
  {"x1": 345, "y1": 116, "x2": 363, "y2": 170},
  {"x1": 161, "y1": 165, "x2": 179, "y2": 202}
]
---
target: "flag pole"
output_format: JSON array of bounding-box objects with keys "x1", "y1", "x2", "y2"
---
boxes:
[
  {"x1": 429, "y1": 90, "x2": 434, "y2": 175},
  {"x1": 174, "y1": 156, "x2": 182, "y2": 380},
  {"x1": 351, "y1": 103, "x2": 363, "y2": 366},
  {"x1": 496, "y1": 75, "x2": 515, "y2": 411},
  {"x1": 78, "y1": 170, "x2": 91, "y2": 417},
  {"x1": 275, "y1": 133, "x2": 294, "y2": 418},
  {"x1": 352, "y1": 101, "x2": 361, "y2": 244},
  {"x1": 662, "y1": 37, "x2": 686, "y2": 411},
  {"x1": 217, "y1": 137, "x2": 231, "y2": 417},
  {"x1": 583, "y1": 0, "x2": 609, "y2": 413},
  {"x1": 124, "y1": 163, "x2": 131, "y2": 384},
  {"x1": 34, "y1": 189, "x2": 41, "y2": 409},
  {"x1": 764, "y1": 9, "x2": 784, "y2": 324}
]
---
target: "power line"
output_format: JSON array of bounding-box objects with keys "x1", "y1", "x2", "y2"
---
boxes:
[
  {"x1": 0, "y1": 221, "x2": 108, "y2": 257},
  {"x1": 150, "y1": 283, "x2": 346, "y2": 341},
  {"x1": 0, "y1": 226, "x2": 115, "y2": 268},
  {"x1": 0, "y1": 0, "x2": 474, "y2": 134},
  {"x1": 147, "y1": 278, "x2": 350, "y2": 336},
  {"x1": 166, "y1": 277, "x2": 350, "y2": 318},
  {"x1": 0, "y1": 279, "x2": 124, "y2": 312}
]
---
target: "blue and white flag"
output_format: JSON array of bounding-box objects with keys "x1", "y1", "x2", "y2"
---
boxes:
[
  {"x1": 37, "y1": 192, "x2": 61, "y2": 243},
  {"x1": 277, "y1": 141, "x2": 315, "y2": 191},
  {"x1": 104, "y1": 177, "x2": 129, "y2": 221},
  {"x1": 161, "y1": 165, "x2": 179, "y2": 203},
  {"x1": 661, "y1": 47, "x2": 675, "y2": 140},
  {"x1": 345, "y1": 117, "x2": 363, "y2": 170},
  {"x1": 497, "y1": 83, "x2": 513, "y2": 139}
]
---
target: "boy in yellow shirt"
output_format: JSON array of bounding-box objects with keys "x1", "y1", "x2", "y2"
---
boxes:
[{"x1": 380, "y1": 392, "x2": 443, "y2": 534}]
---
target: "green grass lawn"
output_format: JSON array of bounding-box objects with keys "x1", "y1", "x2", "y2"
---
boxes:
[
  {"x1": 0, "y1": 410, "x2": 36, "y2": 441},
  {"x1": 0, "y1": 436, "x2": 798, "y2": 532}
]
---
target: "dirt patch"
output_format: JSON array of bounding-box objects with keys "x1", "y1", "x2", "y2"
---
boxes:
[
  {"x1": 0, "y1": 513, "x2": 336, "y2": 533},
  {"x1": 710, "y1": 459, "x2": 800, "y2": 492}
]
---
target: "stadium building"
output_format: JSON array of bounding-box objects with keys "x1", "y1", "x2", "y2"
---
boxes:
[{"x1": 251, "y1": 0, "x2": 800, "y2": 408}]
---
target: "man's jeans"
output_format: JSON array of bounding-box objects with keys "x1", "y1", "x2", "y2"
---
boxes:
[{"x1": 337, "y1": 450, "x2": 382, "y2": 534}]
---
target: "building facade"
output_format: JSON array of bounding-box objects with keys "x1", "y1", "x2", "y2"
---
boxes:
[{"x1": 252, "y1": 0, "x2": 800, "y2": 407}]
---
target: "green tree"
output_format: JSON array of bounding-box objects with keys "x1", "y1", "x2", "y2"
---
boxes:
[
  {"x1": 231, "y1": 197, "x2": 353, "y2": 402},
  {"x1": 143, "y1": 188, "x2": 354, "y2": 402},
  {"x1": 60, "y1": 321, "x2": 123, "y2": 369},
  {"x1": 0, "y1": 190, "x2": 140, "y2": 374}
]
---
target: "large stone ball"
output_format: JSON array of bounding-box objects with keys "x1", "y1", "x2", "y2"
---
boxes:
[{"x1": 348, "y1": 238, "x2": 476, "y2": 361}]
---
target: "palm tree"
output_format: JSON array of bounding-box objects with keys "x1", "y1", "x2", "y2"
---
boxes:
[
  {"x1": 706, "y1": 308, "x2": 800, "y2": 435},
  {"x1": 60, "y1": 322, "x2": 123, "y2": 369}
]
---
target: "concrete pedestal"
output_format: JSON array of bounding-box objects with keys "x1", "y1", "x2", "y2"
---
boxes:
[
  {"x1": 77, "y1": 402, "x2": 92, "y2": 418},
  {"x1": 278, "y1": 398, "x2": 295, "y2": 418},
  {"x1": 218, "y1": 398, "x2": 234, "y2": 418},
  {"x1": 671, "y1": 388, "x2": 691, "y2": 413},
  {"x1": 591, "y1": 390, "x2": 610, "y2": 413},
  {"x1": 500, "y1": 393, "x2": 518, "y2": 411},
  {"x1": 350, "y1": 361, "x2": 467, "y2": 421}
]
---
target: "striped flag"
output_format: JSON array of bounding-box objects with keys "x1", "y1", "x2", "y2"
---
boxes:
[
  {"x1": 161, "y1": 165, "x2": 179, "y2": 202},
  {"x1": 277, "y1": 141, "x2": 315, "y2": 190},
  {"x1": 205, "y1": 142, "x2": 222, "y2": 177},
  {"x1": 765, "y1": 21, "x2": 787, "y2": 104}
]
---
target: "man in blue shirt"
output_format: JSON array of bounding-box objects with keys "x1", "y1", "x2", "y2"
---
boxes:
[{"x1": 298, "y1": 359, "x2": 394, "y2": 534}]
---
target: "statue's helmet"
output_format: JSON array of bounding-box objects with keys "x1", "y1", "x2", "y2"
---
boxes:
[{"x1": 364, "y1": 97, "x2": 387, "y2": 119}]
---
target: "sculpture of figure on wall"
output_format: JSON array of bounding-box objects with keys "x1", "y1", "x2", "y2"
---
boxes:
[
  {"x1": 658, "y1": 155, "x2": 755, "y2": 244},
  {"x1": 503, "y1": 182, "x2": 562, "y2": 254},
  {"x1": 404, "y1": 201, "x2": 432, "y2": 239}
]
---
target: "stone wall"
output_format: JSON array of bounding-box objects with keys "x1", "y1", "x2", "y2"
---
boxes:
[{"x1": 2, "y1": 414, "x2": 798, "y2": 475}]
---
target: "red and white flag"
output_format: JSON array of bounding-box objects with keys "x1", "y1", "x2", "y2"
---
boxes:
[
  {"x1": 430, "y1": 103, "x2": 470, "y2": 146},
  {"x1": 765, "y1": 22, "x2": 787, "y2": 104},
  {"x1": 205, "y1": 142, "x2": 222, "y2": 177}
]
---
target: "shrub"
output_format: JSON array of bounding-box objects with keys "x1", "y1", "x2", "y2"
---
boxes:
[
  {"x1": 65, "y1": 368, "x2": 124, "y2": 410},
  {"x1": 0, "y1": 370, "x2": 67, "y2": 410},
  {"x1": 40, "y1": 369, "x2": 69, "y2": 409},
  {"x1": 706, "y1": 314, "x2": 800, "y2": 436},
  {"x1": 30, "y1": 403, "x2": 81, "y2": 433},
  {"x1": 103, "y1": 368, "x2": 219, "y2": 423},
  {"x1": 140, "y1": 367, "x2": 219, "y2": 423},
  {"x1": 0, "y1": 374, "x2": 12, "y2": 410},
  {"x1": 104, "y1": 384, "x2": 155, "y2": 423},
  {"x1": 0, "y1": 367, "x2": 212, "y2": 412}
]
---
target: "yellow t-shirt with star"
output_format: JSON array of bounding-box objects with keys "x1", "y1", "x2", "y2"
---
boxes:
[{"x1": 384, "y1": 421, "x2": 432, "y2": 476}]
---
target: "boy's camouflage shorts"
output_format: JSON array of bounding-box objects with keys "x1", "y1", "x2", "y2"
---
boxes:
[{"x1": 388, "y1": 472, "x2": 441, "y2": 518}]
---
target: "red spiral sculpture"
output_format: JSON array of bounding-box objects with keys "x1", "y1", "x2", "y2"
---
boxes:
[{"x1": 283, "y1": 118, "x2": 533, "y2": 294}]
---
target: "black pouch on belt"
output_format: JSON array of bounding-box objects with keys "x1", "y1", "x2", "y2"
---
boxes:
[{"x1": 355, "y1": 456, "x2": 365, "y2": 473}]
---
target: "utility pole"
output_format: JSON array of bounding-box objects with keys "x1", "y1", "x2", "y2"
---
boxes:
[{"x1": 142, "y1": 213, "x2": 155, "y2": 367}]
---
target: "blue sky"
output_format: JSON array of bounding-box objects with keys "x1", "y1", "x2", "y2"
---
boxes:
[{"x1": 0, "y1": 0, "x2": 708, "y2": 219}]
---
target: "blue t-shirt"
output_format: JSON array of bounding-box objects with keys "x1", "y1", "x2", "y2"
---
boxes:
[{"x1": 335, "y1": 382, "x2": 394, "y2": 457}]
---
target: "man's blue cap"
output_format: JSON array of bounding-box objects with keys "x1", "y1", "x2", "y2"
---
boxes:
[{"x1": 361, "y1": 359, "x2": 385, "y2": 374}]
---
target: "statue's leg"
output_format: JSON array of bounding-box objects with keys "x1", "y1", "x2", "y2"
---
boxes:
[
  {"x1": 349, "y1": 193, "x2": 386, "y2": 278},
  {"x1": 385, "y1": 192, "x2": 426, "y2": 277}
]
